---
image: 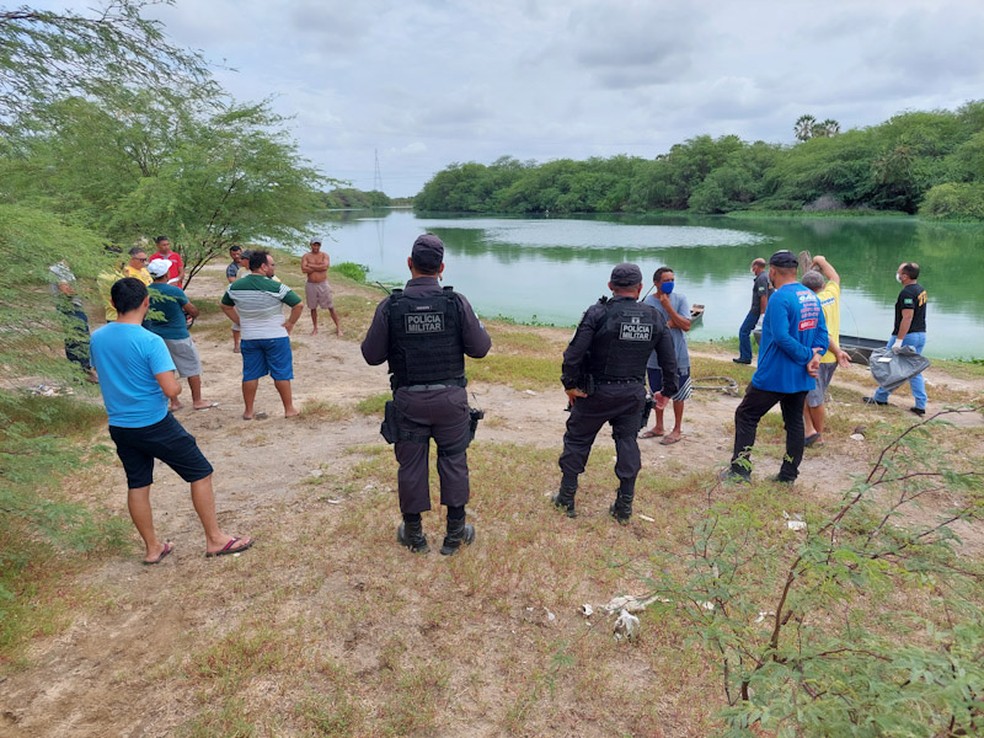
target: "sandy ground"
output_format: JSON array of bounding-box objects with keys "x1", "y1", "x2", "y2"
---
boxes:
[{"x1": 1, "y1": 265, "x2": 982, "y2": 737}]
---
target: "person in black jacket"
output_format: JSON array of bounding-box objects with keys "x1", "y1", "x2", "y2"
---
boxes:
[
  {"x1": 361, "y1": 234, "x2": 492, "y2": 555},
  {"x1": 553, "y1": 263, "x2": 678, "y2": 524}
]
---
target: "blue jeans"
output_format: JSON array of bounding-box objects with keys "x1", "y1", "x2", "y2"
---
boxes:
[
  {"x1": 873, "y1": 332, "x2": 927, "y2": 409},
  {"x1": 737, "y1": 310, "x2": 760, "y2": 362}
]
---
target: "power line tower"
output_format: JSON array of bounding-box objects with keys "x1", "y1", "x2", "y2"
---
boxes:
[{"x1": 373, "y1": 149, "x2": 383, "y2": 194}]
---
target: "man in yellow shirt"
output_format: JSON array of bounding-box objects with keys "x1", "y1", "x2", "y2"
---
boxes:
[
  {"x1": 801, "y1": 255, "x2": 850, "y2": 447},
  {"x1": 123, "y1": 247, "x2": 153, "y2": 285}
]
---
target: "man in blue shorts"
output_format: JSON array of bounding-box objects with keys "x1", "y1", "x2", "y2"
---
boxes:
[
  {"x1": 90, "y1": 278, "x2": 252, "y2": 564},
  {"x1": 640, "y1": 266, "x2": 693, "y2": 445},
  {"x1": 221, "y1": 249, "x2": 304, "y2": 419}
]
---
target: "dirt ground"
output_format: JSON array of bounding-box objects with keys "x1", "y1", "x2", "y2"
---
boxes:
[{"x1": 1, "y1": 264, "x2": 982, "y2": 737}]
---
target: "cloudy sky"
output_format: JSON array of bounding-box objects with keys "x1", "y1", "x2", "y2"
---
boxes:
[{"x1": 44, "y1": 0, "x2": 984, "y2": 196}]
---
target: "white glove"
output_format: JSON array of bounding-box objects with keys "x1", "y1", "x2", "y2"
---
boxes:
[{"x1": 891, "y1": 338, "x2": 903, "y2": 352}]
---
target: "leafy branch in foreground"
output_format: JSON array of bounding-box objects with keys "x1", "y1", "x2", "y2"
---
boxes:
[
  {"x1": 656, "y1": 407, "x2": 983, "y2": 737},
  {"x1": 0, "y1": 0, "x2": 212, "y2": 130}
]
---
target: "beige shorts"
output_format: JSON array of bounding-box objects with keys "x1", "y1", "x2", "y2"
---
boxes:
[{"x1": 305, "y1": 280, "x2": 334, "y2": 309}]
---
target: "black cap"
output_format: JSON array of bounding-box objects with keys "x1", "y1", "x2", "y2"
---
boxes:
[
  {"x1": 769, "y1": 250, "x2": 798, "y2": 268},
  {"x1": 411, "y1": 233, "x2": 444, "y2": 271},
  {"x1": 610, "y1": 262, "x2": 643, "y2": 287}
]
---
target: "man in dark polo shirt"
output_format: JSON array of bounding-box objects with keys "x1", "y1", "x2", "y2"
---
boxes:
[
  {"x1": 361, "y1": 234, "x2": 491, "y2": 555},
  {"x1": 734, "y1": 257, "x2": 771, "y2": 364}
]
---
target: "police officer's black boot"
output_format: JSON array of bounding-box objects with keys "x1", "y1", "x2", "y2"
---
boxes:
[
  {"x1": 609, "y1": 480, "x2": 635, "y2": 525},
  {"x1": 551, "y1": 476, "x2": 578, "y2": 518},
  {"x1": 397, "y1": 513, "x2": 429, "y2": 554},
  {"x1": 440, "y1": 507, "x2": 475, "y2": 556}
]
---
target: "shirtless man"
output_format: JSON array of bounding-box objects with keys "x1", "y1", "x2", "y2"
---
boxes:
[{"x1": 301, "y1": 239, "x2": 342, "y2": 336}]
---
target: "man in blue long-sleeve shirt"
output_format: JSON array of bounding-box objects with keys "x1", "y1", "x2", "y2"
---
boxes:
[{"x1": 726, "y1": 250, "x2": 828, "y2": 484}]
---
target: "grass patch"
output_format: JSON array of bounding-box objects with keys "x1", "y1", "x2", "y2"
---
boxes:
[
  {"x1": 466, "y1": 353, "x2": 558, "y2": 389},
  {"x1": 298, "y1": 399, "x2": 351, "y2": 422},
  {"x1": 355, "y1": 392, "x2": 389, "y2": 415},
  {"x1": 0, "y1": 390, "x2": 130, "y2": 661}
]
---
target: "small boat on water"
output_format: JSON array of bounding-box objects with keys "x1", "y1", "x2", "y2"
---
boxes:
[
  {"x1": 838, "y1": 334, "x2": 886, "y2": 366},
  {"x1": 752, "y1": 329, "x2": 882, "y2": 366}
]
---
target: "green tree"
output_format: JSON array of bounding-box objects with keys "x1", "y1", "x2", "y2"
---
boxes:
[
  {"x1": 0, "y1": 1, "x2": 211, "y2": 131},
  {"x1": 794, "y1": 114, "x2": 816, "y2": 142},
  {"x1": 3, "y1": 91, "x2": 324, "y2": 288},
  {"x1": 110, "y1": 101, "x2": 325, "y2": 286}
]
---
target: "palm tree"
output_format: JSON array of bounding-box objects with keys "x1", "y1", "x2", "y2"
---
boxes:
[
  {"x1": 794, "y1": 114, "x2": 816, "y2": 142},
  {"x1": 816, "y1": 118, "x2": 841, "y2": 137}
]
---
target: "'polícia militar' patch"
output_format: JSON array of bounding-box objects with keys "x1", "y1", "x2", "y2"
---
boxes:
[
  {"x1": 405, "y1": 312, "x2": 445, "y2": 333},
  {"x1": 619, "y1": 320, "x2": 653, "y2": 341}
]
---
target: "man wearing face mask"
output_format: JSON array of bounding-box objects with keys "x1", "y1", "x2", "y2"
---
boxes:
[
  {"x1": 724, "y1": 250, "x2": 827, "y2": 485},
  {"x1": 863, "y1": 262, "x2": 928, "y2": 415},
  {"x1": 734, "y1": 257, "x2": 771, "y2": 364},
  {"x1": 640, "y1": 267, "x2": 691, "y2": 445},
  {"x1": 554, "y1": 263, "x2": 678, "y2": 524}
]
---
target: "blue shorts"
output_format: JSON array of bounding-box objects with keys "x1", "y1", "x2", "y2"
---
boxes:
[
  {"x1": 109, "y1": 413, "x2": 213, "y2": 489},
  {"x1": 647, "y1": 367, "x2": 693, "y2": 402},
  {"x1": 241, "y1": 336, "x2": 294, "y2": 382}
]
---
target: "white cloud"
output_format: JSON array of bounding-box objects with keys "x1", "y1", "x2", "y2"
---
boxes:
[{"x1": 31, "y1": 0, "x2": 984, "y2": 196}]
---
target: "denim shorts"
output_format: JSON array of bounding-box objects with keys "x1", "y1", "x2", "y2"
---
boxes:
[
  {"x1": 241, "y1": 336, "x2": 294, "y2": 381},
  {"x1": 109, "y1": 413, "x2": 213, "y2": 489}
]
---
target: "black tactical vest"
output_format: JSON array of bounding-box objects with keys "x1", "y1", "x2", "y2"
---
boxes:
[
  {"x1": 387, "y1": 286, "x2": 465, "y2": 388},
  {"x1": 587, "y1": 298, "x2": 657, "y2": 382}
]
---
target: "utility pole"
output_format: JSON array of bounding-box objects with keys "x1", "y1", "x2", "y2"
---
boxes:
[{"x1": 373, "y1": 149, "x2": 383, "y2": 194}]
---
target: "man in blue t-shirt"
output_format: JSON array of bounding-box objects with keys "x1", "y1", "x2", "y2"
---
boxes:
[
  {"x1": 144, "y1": 259, "x2": 217, "y2": 411},
  {"x1": 725, "y1": 251, "x2": 828, "y2": 484},
  {"x1": 90, "y1": 278, "x2": 252, "y2": 564}
]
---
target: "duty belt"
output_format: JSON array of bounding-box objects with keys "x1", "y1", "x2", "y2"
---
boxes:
[
  {"x1": 402, "y1": 377, "x2": 467, "y2": 392},
  {"x1": 595, "y1": 378, "x2": 643, "y2": 385}
]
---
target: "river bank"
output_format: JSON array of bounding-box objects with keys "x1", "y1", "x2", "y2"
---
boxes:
[{"x1": 2, "y1": 258, "x2": 982, "y2": 736}]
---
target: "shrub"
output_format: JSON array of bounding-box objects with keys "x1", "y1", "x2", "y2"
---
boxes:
[
  {"x1": 333, "y1": 262, "x2": 368, "y2": 283},
  {"x1": 920, "y1": 182, "x2": 984, "y2": 219}
]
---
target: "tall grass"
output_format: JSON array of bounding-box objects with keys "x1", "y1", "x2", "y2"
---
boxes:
[{"x1": 0, "y1": 390, "x2": 129, "y2": 660}]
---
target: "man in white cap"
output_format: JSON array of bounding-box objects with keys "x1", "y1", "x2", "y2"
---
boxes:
[
  {"x1": 144, "y1": 259, "x2": 217, "y2": 411},
  {"x1": 301, "y1": 238, "x2": 342, "y2": 336}
]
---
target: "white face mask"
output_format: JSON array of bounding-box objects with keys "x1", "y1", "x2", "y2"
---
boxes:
[{"x1": 895, "y1": 273, "x2": 903, "y2": 283}]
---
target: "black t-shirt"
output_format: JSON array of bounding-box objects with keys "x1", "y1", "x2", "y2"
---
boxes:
[
  {"x1": 750, "y1": 272, "x2": 771, "y2": 314},
  {"x1": 893, "y1": 282, "x2": 927, "y2": 335}
]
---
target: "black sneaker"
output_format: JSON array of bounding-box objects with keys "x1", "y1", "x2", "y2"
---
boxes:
[
  {"x1": 732, "y1": 358, "x2": 751, "y2": 365},
  {"x1": 910, "y1": 406, "x2": 926, "y2": 416},
  {"x1": 862, "y1": 397, "x2": 888, "y2": 406},
  {"x1": 768, "y1": 475, "x2": 795, "y2": 485}
]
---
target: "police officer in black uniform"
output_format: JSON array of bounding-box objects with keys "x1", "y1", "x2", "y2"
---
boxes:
[
  {"x1": 553, "y1": 263, "x2": 678, "y2": 524},
  {"x1": 361, "y1": 234, "x2": 492, "y2": 555}
]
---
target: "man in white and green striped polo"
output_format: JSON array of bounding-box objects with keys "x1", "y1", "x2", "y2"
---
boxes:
[{"x1": 221, "y1": 250, "x2": 304, "y2": 420}]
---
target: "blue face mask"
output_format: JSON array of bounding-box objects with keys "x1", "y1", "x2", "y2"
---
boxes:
[{"x1": 660, "y1": 281, "x2": 675, "y2": 295}]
